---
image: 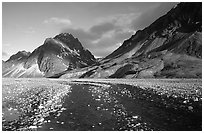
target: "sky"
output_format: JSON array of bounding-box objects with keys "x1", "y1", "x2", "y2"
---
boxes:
[{"x1": 2, "y1": 2, "x2": 178, "y2": 60}]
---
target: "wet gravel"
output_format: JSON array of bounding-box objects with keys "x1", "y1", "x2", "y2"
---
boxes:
[{"x1": 2, "y1": 78, "x2": 202, "y2": 131}]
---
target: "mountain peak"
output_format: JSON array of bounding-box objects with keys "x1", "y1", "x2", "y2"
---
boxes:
[
  {"x1": 53, "y1": 33, "x2": 83, "y2": 50},
  {"x1": 18, "y1": 50, "x2": 31, "y2": 55},
  {"x1": 54, "y1": 33, "x2": 76, "y2": 41},
  {"x1": 3, "y1": 32, "x2": 97, "y2": 78},
  {"x1": 6, "y1": 50, "x2": 31, "y2": 62}
]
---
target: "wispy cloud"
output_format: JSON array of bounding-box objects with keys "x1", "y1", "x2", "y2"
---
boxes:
[
  {"x1": 43, "y1": 17, "x2": 72, "y2": 26},
  {"x1": 96, "y1": 13, "x2": 140, "y2": 30},
  {"x1": 60, "y1": 2, "x2": 175, "y2": 58}
]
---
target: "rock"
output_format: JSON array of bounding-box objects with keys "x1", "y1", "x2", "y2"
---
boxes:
[
  {"x1": 188, "y1": 106, "x2": 193, "y2": 111},
  {"x1": 29, "y1": 126, "x2": 37, "y2": 129}
]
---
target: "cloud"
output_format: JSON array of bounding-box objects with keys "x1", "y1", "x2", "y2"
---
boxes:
[
  {"x1": 90, "y1": 22, "x2": 116, "y2": 36},
  {"x1": 45, "y1": 4, "x2": 177, "y2": 58},
  {"x1": 89, "y1": 35, "x2": 125, "y2": 57},
  {"x1": 131, "y1": 2, "x2": 178, "y2": 30},
  {"x1": 95, "y1": 13, "x2": 140, "y2": 33},
  {"x1": 61, "y1": 28, "x2": 134, "y2": 57},
  {"x1": 89, "y1": 3, "x2": 177, "y2": 57},
  {"x1": 43, "y1": 17, "x2": 72, "y2": 26},
  {"x1": 114, "y1": 29, "x2": 135, "y2": 40},
  {"x1": 61, "y1": 13, "x2": 138, "y2": 57}
]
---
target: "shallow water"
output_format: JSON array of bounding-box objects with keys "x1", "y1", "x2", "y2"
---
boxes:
[{"x1": 2, "y1": 81, "x2": 202, "y2": 131}]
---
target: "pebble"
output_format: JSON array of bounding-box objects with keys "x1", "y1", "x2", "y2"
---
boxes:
[
  {"x1": 38, "y1": 105, "x2": 44, "y2": 109},
  {"x1": 132, "y1": 116, "x2": 139, "y2": 119},
  {"x1": 188, "y1": 106, "x2": 193, "y2": 111},
  {"x1": 39, "y1": 118, "x2": 44, "y2": 123},
  {"x1": 183, "y1": 100, "x2": 187, "y2": 104},
  {"x1": 29, "y1": 126, "x2": 37, "y2": 129},
  {"x1": 2, "y1": 79, "x2": 202, "y2": 131},
  {"x1": 61, "y1": 107, "x2": 67, "y2": 111},
  {"x1": 8, "y1": 107, "x2": 13, "y2": 111}
]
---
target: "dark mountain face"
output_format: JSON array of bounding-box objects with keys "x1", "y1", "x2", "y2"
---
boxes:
[
  {"x1": 61, "y1": 2, "x2": 202, "y2": 79},
  {"x1": 2, "y1": 33, "x2": 96, "y2": 78},
  {"x1": 105, "y1": 2, "x2": 201, "y2": 60}
]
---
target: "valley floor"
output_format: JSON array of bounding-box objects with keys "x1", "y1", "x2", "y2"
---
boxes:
[{"x1": 2, "y1": 78, "x2": 202, "y2": 131}]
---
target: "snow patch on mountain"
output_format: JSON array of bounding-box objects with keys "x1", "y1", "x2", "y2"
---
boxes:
[{"x1": 18, "y1": 64, "x2": 44, "y2": 77}]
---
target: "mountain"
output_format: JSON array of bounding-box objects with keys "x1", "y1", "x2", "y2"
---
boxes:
[
  {"x1": 3, "y1": 2, "x2": 202, "y2": 79},
  {"x1": 7, "y1": 51, "x2": 31, "y2": 62},
  {"x1": 2, "y1": 51, "x2": 31, "y2": 77},
  {"x1": 2, "y1": 33, "x2": 96, "y2": 78},
  {"x1": 60, "y1": 2, "x2": 202, "y2": 79}
]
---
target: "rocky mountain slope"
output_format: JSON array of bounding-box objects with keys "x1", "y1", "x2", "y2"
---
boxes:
[
  {"x1": 3, "y1": 2, "x2": 202, "y2": 79},
  {"x1": 61, "y1": 2, "x2": 202, "y2": 79},
  {"x1": 2, "y1": 33, "x2": 96, "y2": 78}
]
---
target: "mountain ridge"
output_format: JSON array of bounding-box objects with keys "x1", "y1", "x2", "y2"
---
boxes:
[
  {"x1": 2, "y1": 2, "x2": 202, "y2": 79},
  {"x1": 60, "y1": 2, "x2": 202, "y2": 79},
  {"x1": 2, "y1": 33, "x2": 97, "y2": 78}
]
